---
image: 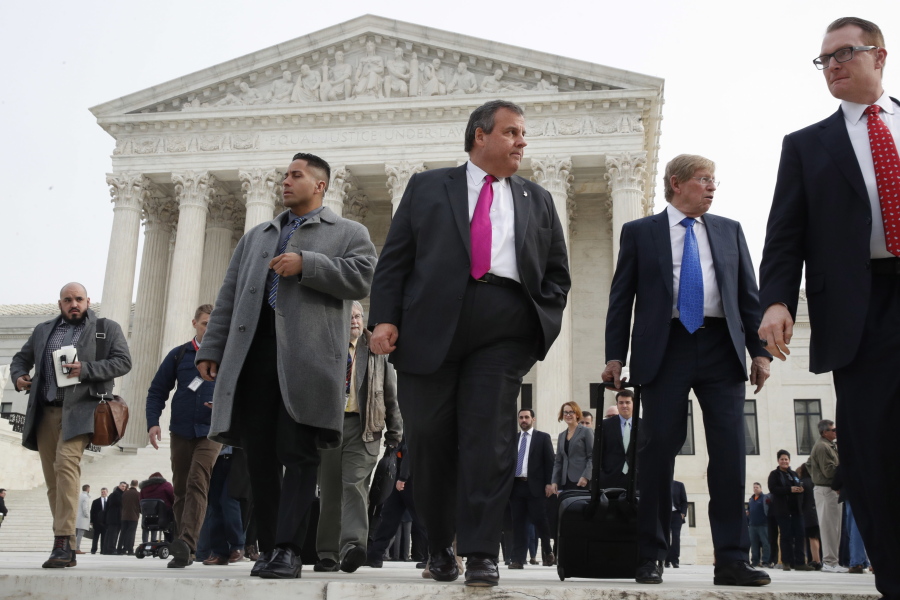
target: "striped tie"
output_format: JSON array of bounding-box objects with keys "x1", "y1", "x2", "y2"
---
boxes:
[
  {"x1": 268, "y1": 217, "x2": 305, "y2": 309},
  {"x1": 515, "y1": 432, "x2": 527, "y2": 477}
]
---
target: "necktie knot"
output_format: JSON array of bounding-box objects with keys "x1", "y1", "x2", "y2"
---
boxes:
[
  {"x1": 680, "y1": 217, "x2": 696, "y2": 229},
  {"x1": 866, "y1": 105, "x2": 882, "y2": 117}
]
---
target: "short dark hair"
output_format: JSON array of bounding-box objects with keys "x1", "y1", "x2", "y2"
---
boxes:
[
  {"x1": 753, "y1": 482, "x2": 761, "y2": 487},
  {"x1": 581, "y1": 411, "x2": 593, "y2": 420},
  {"x1": 291, "y1": 152, "x2": 332, "y2": 192},
  {"x1": 0, "y1": 488, "x2": 6, "y2": 494},
  {"x1": 130, "y1": 480, "x2": 139, "y2": 487},
  {"x1": 518, "y1": 408, "x2": 535, "y2": 418},
  {"x1": 82, "y1": 484, "x2": 90, "y2": 491},
  {"x1": 194, "y1": 304, "x2": 213, "y2": 320},
  {"x1": 827, "y1": 17, "x2": 885, "y2": 47},
  {"x1": 615, "y1": 389, "x2": 634, "y2": 401},
  {"x1": 464, "y1": 100, "x2": 525, "y2": 153},
  {"x1": 777, "y1": 449, "x2": 791, "y2": 459}
]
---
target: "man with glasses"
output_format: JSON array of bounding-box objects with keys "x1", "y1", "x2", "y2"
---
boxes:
[
  {"x1": 758, "y1": 16, "x2": 900, "y2": 599},
  {"x1": 314, "y1": 301, "x2": 402, "y2": 574},
  {"x1": 807, "y1": 420, "x2": 844, "y2": 573},
  {"x1": 603, "y1": 154, "x2": 772, "y2": 586}
]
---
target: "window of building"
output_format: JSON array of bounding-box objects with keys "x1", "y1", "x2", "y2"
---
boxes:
[
  {"x1": 519, "y1": 383, "x2": 532, "y2": 410},
  {"x1": 686, "y1": 502, "x2": 696, "y2": 528},
  {"x1": 744, "y1": 400, "x2": 760, "y2": 455},
  {"x1": 0, "y1": 402, "x2": 11, "y2": 417},
  {"x1": 678, "y1": 400, "x2": 695, "y2": 455},
  {"x1": 794, "y1": 399, "x2": 822, "y2": 455}
]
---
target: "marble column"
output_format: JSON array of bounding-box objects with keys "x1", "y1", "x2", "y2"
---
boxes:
[
  {"x1": 160, "y1": 171, "x2": 216, "y2": 360},
  {"x1": 323, "y1": 166, "x2": 352, "y2": 217},
  {"x1": 605, "y1": 152, "x2": 647, "y2": 272},
  {"x1": 100, "y1": 173, "x2": 149, "y2": 328},
  {"x1": 385, "y1": 161, "x2": 426, "y2": 215},
  {"x1": 200, "y1": 189, "x2": 240, "y2": 305},
  {"x1": 240, "y1": 168, "x2": 282, "y2": 232},
  {"x1": 530, "y1": 155, "x2": 574, "y2": 435},
  {"x1": 117, "y1": 195, "x2": 178, "y2": 451}
]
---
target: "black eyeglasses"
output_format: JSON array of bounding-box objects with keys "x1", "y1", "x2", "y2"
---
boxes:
[{"x1": 813, "y1": 46, "x2": 878, "y2": 70}]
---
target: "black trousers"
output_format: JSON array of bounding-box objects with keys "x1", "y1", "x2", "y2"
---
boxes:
[
  {"x1": 235, "y1": 304, "x2": 320, "y2": 554},
  {"x1": 90, "y1": 525, "x2": 104, "y2": 553},
  {"x1": 833, "y1": 273, "x2": 900, "y2": 600},
  {"x1": 118, "y1": 520, "x2": 138, "y2": 553},
  {"x1": 776, "y1": 514, "x2": 806, "y2": 566},
  {"x1": 398, "y1": 280, "x2": 538, "y2": 557},
  {"x1": 509, "y1": 480, "x2": 552, "y2": 563},
  {"x1": 367, "y1": 478, "x2": 427, "y2": 561},
  {"x1": 667, "y1": 510, "x2": 683, "y2": 563},
  {"x1": 102, "y1": 525, "x2": 120, "y2": 554},
  {"x1": 638, "y1": 320, "x2": 750, "y2": 563}
]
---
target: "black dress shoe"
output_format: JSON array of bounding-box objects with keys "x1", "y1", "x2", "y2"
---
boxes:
[
  {"x1": 673, "y1": 561, "x2": 680, "y2": 568},
  {"x1": 314, "y1": 558, "x2": 340, "y2": 572},
  {"x1": 365, "y1": 557, "x2": 384, "y2": 568},
  {"x1": 415, "y1": 561, "x2": 427, "y2": 569},
  {"x1": 43, "y1": 536, "x2": 74, "y2": 568},
  {"x1": 542, "y1": 551, "x2": 555, "y2": 567},
  {"x1": 341, "y1": 545, "x2": 367, "y2": 573},
  {"x1": 465, "y1": 555, "x2": 499, "y2": 587},
  {"x1": 665, "y1": 561, "x2": 672, "y2": 568},
  {"x1": 428, "y1": 548, "x2": 460, "y2": 582},
  {"x1": 259, "y1": 547, "x2": 302, "y2": 579},
  {"x1": 636, "y1": 558, "x2": 663, "y2": 584},
  {"x1": 508, "y1": 561, "x2": 524, "y2": 569},
  {"x1": 250, "y1": 551, "x2": 273, "y2": 576},
  {"x1": 713, "y1": 560, "x2": 771, "y2": 586}
]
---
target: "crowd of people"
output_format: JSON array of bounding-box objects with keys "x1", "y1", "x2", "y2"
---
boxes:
[{"x1": 6, "y1": 14, "x2": 898, "y2": 600}]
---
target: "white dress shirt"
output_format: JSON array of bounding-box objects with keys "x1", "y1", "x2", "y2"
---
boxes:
[
  {"x1": 516, "y1": 428, "x2": 533, "y2": 476},
  {"x1": 667, "y1": 205, "x2": 725, "y2": 318},
  {"x1": 467, "y1": 161, "x2": 519, "y2": 281},
  {"x1": 618, "y1": 415, "x2": 633, "y2": 438},
  {"x1": 841, "y1": 90, "x2": 899, "y2": 259}
]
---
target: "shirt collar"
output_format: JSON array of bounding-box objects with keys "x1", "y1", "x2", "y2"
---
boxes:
[
  {"x1": 618, "y1": 415, "x2": 632, "y2": 427},
  {"x1": 466, "y1": 160, "x2": 506, "y2": 186},
  {"x1": 842, "y1": 90, "x2": 894, "y2": 125},
  {"x1": 350, "y1": 336, "x2": 358, "y2": 350},
  {"x1": 667, "y1": 204, "x2": 705, "y2": 228},
  {"x1": 284, "y1": 205, "x2": 324, "y2": 224}
]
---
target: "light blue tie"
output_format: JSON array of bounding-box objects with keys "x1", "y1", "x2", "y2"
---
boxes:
[
  {"x1": 515, "y1": 432, "x2": 527, "y2": 477},
  {"x1": 622, "y1": 421, "x2": 631, "y2": 474},
  {"x1": 268, "y1": 217, "x2": 305, "y2": 309},
  {"x1": 678, "y1": 217, "x2": 704, "y2": 333}
]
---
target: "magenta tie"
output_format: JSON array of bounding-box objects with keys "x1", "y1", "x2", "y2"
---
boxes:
[{"x1": 470, "y1": 174, "x2": 496, "y2": 279}]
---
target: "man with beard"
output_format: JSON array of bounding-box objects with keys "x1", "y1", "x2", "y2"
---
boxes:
[{"x1": 11, "y1": 282, "x2": 132, "y2": 568}]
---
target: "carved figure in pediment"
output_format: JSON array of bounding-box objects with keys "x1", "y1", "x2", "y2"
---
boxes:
[
  {"x1": 268, "y1": 71, "x2": 294, "y2": 104},
  {"x1": 353, "y1": 41, "x2": 384, "y2": 99},
  {"x1": 593, "y1": 116, "x2": 618, "y2": 134},
  {"x1": 422, "y1": 59, "x2": 447, "y2": 96},
  {"x1": 408, "y1": 52, "x2": 420, "y2": 96},
  {"x1": 480, "y1": 69, "x2": 528, "y2": 94},
  {"x1": 533, "y1": 78, "x2": 559, "y2": 93},
  {"x1": 448, "y1": 62, "x2": 478, "y2": 95},
  {"x1": 383, "y1": 47, "x2": 411, "y2": 98},
  {"x1": 320, "y1": 51, "x2": 353, "y2": 102},
  {"x1": 291, "y1": 64, "x2": 322, "y2": 103},
  {"x1": 215, "y1": 82, "x2": 266, "y2": 107},
  {"x1": 181, "y1": 97, "x2": 202, "y2": 111}
]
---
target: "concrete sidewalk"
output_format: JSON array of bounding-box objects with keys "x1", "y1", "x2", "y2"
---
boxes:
[{"x1": 0, "y1": 552, "x2": 880, "y2": 600}]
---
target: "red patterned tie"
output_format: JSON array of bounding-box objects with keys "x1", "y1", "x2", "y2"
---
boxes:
[
  {"x1": 866, "y1": 105, "x2": 900, "y2": 256},
  {"x1": 470, "y1": 174, "x2": 496, "y2": 278}
]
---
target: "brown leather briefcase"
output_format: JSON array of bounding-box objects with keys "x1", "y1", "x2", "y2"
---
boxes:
[{"x1": 92, "y1": 395, "x2": 129, "y2": 446}]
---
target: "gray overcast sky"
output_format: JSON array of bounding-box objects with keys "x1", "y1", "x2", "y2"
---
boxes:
[{"x1": 1, "y1": 0, "x2": 897, "y2": 304}]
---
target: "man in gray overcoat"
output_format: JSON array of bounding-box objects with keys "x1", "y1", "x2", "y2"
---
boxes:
[
  {"x1": 197, "y1": 152, "x2": 377, "y2": 579},
  {"x1": 11, "y1": 282, "x2": 132, "y2": 568}
]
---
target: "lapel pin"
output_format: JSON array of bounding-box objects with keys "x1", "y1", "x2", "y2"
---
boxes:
[{"x1": 523, "y1": 191, "x2": 528, "y2": 196}]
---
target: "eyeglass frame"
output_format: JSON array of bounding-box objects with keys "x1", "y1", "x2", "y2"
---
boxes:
[
  {"x1": 692, "y1": 176, "x2": 720, "y2": 187},
  {"x1": 813, "y1": 45, "x2": 878, "y2": 70}
]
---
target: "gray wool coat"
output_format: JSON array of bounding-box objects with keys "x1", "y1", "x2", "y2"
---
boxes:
[
  {"x1": 197, "y1": 207, "x2": 377, "y2": 449},
  {"x1": 10, "y1": 309, "x2": 132, "y2": 451}
]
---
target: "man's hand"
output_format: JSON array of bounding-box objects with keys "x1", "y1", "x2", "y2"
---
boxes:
[
  {"x1": 148, "y1": 426, "x2": 162, "y2": 450},
  {"x1": 601, "y1": 361, "x2": 626, "y2": 390},
  {"x1": 63, "y1": 361, "x2": 82, "y2": 379},
  {"x1": 577, "y1": 477, "x2": 589, "y2": 488},
  {"x1": 545, "y1": 484, "x2": 554, "y2": 498},
  {"x1": 269, "y1": 252, "x2": 303, "y2": 277},
  {"x1": 197, "y1": 360, "x2": 218, "y2": 382},
  {"x1": 396, "y1": 480, "x2": 406, "y2": 492},
  {"x1": 758, "y1": 304, "x2": 793, "y2": 361},
  {"x1": 370, "y1": 323, "x2": 399, "y2": 355},
  {"x1": 749, "y1": 356, "x2": 771, "y2": 394},
  {"x1": 550, "y1": 483, "x2": 558, "y2": 495},
  {"x1": 15, "y1": 375, "x2": 32, "y2": 392}
]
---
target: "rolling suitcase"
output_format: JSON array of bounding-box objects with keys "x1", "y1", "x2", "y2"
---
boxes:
[{"x1": 556, "y1": 383, "x2": 642, "y2": 580}]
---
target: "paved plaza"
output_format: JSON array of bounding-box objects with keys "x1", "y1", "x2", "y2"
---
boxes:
[{"x1": 0, "y1": 552, "x2": 879, "y2": 600}]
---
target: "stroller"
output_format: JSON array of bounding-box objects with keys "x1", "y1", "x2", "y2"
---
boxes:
[{"x1": 135, "y1": 499, "x2": 173, "y2": 559}]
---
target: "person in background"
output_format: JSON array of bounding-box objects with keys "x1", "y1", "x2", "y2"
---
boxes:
[
  {"x1": 75, "y1": 485, "x2": 91, "y2": 554},
  {"x1": 768, "y1": 450, "x2": 813, "y2": 571}
]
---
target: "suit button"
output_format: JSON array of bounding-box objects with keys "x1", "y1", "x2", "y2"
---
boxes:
[
  {"x1": 263, "y1": 251, "x2": 269, "y2": 258},
  {"x1": 866, "y1": 217, "x2": 872, "y2": 225},
  {"x1": 250, "y1": 287, "x2": 256, "y2": 294},
  {"x1": 239, "y1": 325, "x2": 246, "y2": 332}
]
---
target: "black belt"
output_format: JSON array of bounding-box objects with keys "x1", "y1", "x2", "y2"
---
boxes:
[
  {"x1": 871, "y1": 257, "x2": 900, "y2": 276},
  {"x1": 45, "y1": 400, "x2": 64, "y2": 408},
  {"x1": 344, "y1": 411, "x2": 359, "y2": 418},
  {"x1": 672, "y1": 317, "x2": 726, "y2": 329},
  {"x1": 515, "y1": 476, "x2": 528, "y2": 481},
  {"x1": 473, "y1": 273, "x2": 519, "y2": 289}
]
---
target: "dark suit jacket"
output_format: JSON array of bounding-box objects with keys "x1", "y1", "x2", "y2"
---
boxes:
[
  {"x1": 516, "y1": 428, "x2": 554, "y2": 497},
  {"x1": 671, "y1": 480, "x2": 688, "y2": 515},
  {"x1": 368, "y1": 163, "x2": 571, "y2": 374},
  {"x1": 90, "y1": 497, "x2": 107, "y2": 529},
  {"x1": 596, "y1": 416, "x2": 646, "y2": 488},
  {"x1": 605, "y1": 206, "x2": 770, "y2": 384},
  {"x1": 105, "y1": 488, "x2": 123, "y2": 527},
  {"x1": 759, "y1": 98, "x2": 900, "y2": 374}
]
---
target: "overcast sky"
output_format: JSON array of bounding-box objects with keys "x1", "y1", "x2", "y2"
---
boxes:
[{"x1": 1, "y1": 0, "x2": 897, "y2": 304}]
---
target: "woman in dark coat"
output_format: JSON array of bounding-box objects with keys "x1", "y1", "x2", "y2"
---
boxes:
[
  {"x1": 767, "y1": 450, "x2": 813, "y2": 571},
  {"x1": 103, "y1": 483, "x2": 125, "y2": 555},
  {"x1": 795, "y1": 463, "x2": 821, "y2": 569}
]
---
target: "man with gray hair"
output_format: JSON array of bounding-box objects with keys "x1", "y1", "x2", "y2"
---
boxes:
[
  {"x1": 315, "y1": 301, "x2": 402, "y2": 573},
  {"x1": 10, "y1": 282, "x2": 131, "y2": 568},
  {"x1": 807, "y1": 419, "x2": 845, "y2": 572}
]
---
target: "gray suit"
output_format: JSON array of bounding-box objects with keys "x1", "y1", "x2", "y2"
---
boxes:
[{"x1": 551, "y1": 426, "x2": 594, "y2": 487}]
